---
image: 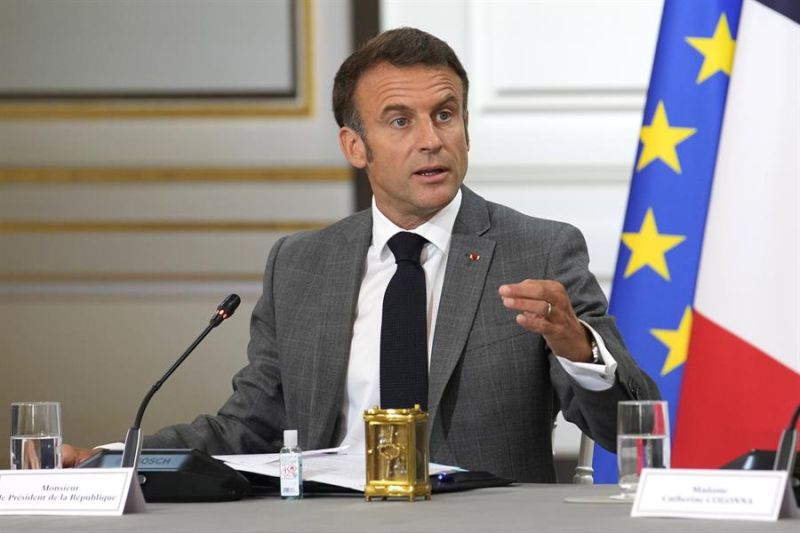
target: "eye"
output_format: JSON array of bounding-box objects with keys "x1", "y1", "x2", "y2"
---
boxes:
[
  {"x1": 437, "y1": 110, "x2": 453, "y2": 122},
  {"x1": 390, "y1": 117, "x2": 409, "y2": 128}
]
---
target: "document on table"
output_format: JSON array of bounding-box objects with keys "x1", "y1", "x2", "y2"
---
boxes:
[
  {"x1": 214, "y1": 445, "x2": 349, "y2": 468},
  {"x1": 214, "y1": 448, "x2": 463, "y2": 492}
]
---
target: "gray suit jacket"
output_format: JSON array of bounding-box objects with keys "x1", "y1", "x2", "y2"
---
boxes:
[{"x1": 145, "y1": 186, "x2": 659, "y2": 482}]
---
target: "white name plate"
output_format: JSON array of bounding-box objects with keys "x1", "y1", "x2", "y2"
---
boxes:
[
  {"x1": 0, "y1": 468, "x2": 145, "y2": 516},
  {"x1": 632, "y1": 468, "x2": 799, "y2": 521}
]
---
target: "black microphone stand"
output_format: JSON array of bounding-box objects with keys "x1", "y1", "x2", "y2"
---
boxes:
[
  {"x1": 773, "y1": 403, "x2": 800, "y2": 473},
  {"x1": 120, "y1": 295, "x2": 240, "y2": 471}
]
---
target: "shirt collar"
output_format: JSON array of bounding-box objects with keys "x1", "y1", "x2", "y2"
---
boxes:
[{"x1": 371, "y1": 189, "x2": 462, "y2": 260}]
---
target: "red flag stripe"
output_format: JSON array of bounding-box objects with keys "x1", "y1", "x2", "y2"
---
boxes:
[{"x1": 674, "y1": 311, "x2": 800, "y2": 468}]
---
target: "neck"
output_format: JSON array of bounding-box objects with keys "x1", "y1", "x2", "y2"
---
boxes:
[{"x1": 375, "y1": 204, "x2": 439, "y2": 230}]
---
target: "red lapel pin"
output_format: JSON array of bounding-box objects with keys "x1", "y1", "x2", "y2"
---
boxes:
[{"x1": 468, "y1": 252, "x2": 480, "y2": 261}]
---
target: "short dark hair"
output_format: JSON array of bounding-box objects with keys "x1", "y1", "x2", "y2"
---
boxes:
[{"x1": 332, "y1": 27, "x2": 469, "y2": 135}]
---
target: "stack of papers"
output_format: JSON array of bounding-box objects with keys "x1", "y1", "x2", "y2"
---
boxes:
[{"x1": 214, "y1": 447, "x2": 463, "y2": 492}]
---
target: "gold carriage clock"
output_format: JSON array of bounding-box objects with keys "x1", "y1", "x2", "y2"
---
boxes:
[{"x1": 363, "y1": 405, "x2": 431, "y2": 501}]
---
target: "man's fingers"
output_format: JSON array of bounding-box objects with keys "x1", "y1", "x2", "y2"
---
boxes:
[
  {"x1": 500, "y1": 278, "x2": 571, "y2": 336},
  {"x1": 500, "y1": 279, "x2": 592, "y2": 361},
  {"x1": 500, "y1": 280, "x2": 561, "y2": 319},
  {"x1": 516, "y1": 311, "x2": 548, "y2": 330},
  {"x1": 62, "y1": 444, "x2": 98, "y2": 468},
  {"x1": 499, "y1": 280, "x2": 563, "y2": 306},
  {"x1": 502, "y1": 295, "x2": 552, "y2": 318},
  {"x1": 499, "y1": 279, "x2": 550, "y2": 299}
]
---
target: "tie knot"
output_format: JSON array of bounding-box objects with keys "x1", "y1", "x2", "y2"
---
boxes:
[{"x1": 387, "y1": 232, "x2": 428, "y2": 264}]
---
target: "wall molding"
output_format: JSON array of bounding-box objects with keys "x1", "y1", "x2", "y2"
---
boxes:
[
  {"x1": 0, "y1": 220, "x2": 329, "y2": 233},
  {"x1": 465, "y1": 1, "x2": 657, "y2": 114},
  {"x1": 467, "y1": 165, "x2": 632, "y2": 184},
  {"x1": 478, "y1": 89, "x2": 647, "y2": 113},
  {"x1": 0, "y1": 166, "x2": 351, "y2": 183},
  {"x1": 0, "y1": 272, "x2": 263, "y2": 283}
]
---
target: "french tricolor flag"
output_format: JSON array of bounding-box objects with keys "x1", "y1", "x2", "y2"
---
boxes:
[
  {"x1": 674, "y1": 0, "x2": 800, "y2": 467},
  {"x1": 594, "y1": 0, "x2": 799, "y2": 481}
]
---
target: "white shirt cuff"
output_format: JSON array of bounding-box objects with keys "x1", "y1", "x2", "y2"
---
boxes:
[
  {"x1": 554, "y1": 320, "x2": 618, "y2": 391},
  {"x1": 96, "y1": 442, "x2": 125, "y2": 451}
]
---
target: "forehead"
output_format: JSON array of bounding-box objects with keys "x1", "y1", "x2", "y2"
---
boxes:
[{"x1": 354, "y1": 63, "x2": 464, "y2": 114}]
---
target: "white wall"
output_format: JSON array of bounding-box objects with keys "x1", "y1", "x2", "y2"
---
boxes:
[
  {"x1": 381, "y1": 0, "x2": 664, "y2": 456},
  {"x1": 382, "y1": 0, "x2": 663, "y2": 291}
]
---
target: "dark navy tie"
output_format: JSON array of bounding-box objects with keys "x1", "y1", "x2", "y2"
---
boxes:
[{"x1": 380, "y1": 232, "x2": 429, "y2": 411}]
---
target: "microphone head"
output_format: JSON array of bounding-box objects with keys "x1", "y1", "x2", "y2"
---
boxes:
[{"x1": 212, "y1": 294, "x2": 241, "y2": 325}]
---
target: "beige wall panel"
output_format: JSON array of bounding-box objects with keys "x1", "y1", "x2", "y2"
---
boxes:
[
  {"x1": 0, "y1": 0, "x2": 295, "y2": 93},
  {"x1": 0, "y1": 0, "x2": 355, "y2": 467},
  {"x1": 0, "y1": 181, "x2": 351, "y2": 222},
  {"x1": 0, "y1": 296, "x2": 261, "y2": 467},
  {"x1": 0, "y1": 233, "x2": 298, "y2": 276},
  {"x1": 0, "y1": 1, "x2": 350, "y2": 162}
]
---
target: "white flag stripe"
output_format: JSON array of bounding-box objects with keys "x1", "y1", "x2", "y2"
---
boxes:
[{"x1": 694, "y1": 0, "x2": 800, "y2": 372}]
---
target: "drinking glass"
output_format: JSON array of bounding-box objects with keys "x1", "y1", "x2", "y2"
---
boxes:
[
  {"x1": 10, "y1": 402, "x2": 63, "y2": 469},
  {"x1": 616, "y1": 400, "x2": 669, "y2": 499}
]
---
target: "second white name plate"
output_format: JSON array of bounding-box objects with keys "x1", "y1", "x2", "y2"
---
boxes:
[
  {"x1": 0, "y1": 468, "x2": 145, "y2": 516},
  {"x1": 632, "y1": 468, "x2": 797, "y2": 521}
]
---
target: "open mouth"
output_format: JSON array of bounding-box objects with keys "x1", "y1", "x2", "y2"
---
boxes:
[{"x1": 414, "y1": 166, "x2": 448, "y2": 177}]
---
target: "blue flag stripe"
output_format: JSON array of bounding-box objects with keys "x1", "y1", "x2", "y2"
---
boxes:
[{"x1": 593, "y1": 0, "x2": 743, "y2": 483}]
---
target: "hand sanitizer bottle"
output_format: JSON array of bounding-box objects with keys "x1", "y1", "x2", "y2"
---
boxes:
[{"x1": 280, "y1": 429, "x2": 303, "y2": 499}]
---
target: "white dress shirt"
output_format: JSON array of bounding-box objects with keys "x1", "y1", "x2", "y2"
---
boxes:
[{"x1": 338, "y1": 190, "x2": 618, "y2": 451}]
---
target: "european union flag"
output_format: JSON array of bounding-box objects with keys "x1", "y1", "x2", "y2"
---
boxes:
[{"x1": 593, "y1": 0, "x2": 742, "y2": 483}]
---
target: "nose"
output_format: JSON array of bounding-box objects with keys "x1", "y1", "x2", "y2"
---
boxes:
[{"x1": 416, "y1": 118, "x2": 443, "y2": 153}]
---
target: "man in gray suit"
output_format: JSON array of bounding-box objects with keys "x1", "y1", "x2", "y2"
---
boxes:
[{"x1": 66, "y1": 28, "x2": 658, "y2": 482}]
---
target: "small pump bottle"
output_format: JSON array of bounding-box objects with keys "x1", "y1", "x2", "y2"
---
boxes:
[{"x1": 280, "y1": 429, "x2": 303, "y2": 499}]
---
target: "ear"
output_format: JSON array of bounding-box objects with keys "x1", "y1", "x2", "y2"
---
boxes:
[{"x1": 338, "y1": 127, "x2": 368, "y2": 169}]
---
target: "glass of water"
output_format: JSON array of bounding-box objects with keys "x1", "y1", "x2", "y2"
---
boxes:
[
  {"x1": 10, "y1": 402, "x2": 63, "y2": 469},
  {"x1": 616, "y1": 400, "x2": 670, "y2": 499}
]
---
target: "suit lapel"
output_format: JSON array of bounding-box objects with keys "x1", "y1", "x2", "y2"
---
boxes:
[
  {"x1": 302, "y1": 190, "x2": 495, "y2": 444},
  {"x1": 428, "y1": 188, "x2": 495, "y2": 427},
  {"x1": 305, "y1": 212, "x2": 372, "y2": 447}
]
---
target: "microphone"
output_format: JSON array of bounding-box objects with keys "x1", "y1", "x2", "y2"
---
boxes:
[
  {"x1": 773, "y1": 403, "x2": 800, "y2": 472},
  {"x1": 210, "y1": 293, "x2": 241, "y2": 327},
  {"x1": 120, "y1": 294, "x2": 241, "y2": 469}
]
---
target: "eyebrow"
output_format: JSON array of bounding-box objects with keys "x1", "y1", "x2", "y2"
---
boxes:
[
  {"x1": 435, "y1": 95, "x2": 459, "y2": 109},
  {"x1": 379, "y1": 103, "x2": 413, "y2": 120},
  {"x1": 378, "y1": 94, "x2": 461, "y2": 120}
]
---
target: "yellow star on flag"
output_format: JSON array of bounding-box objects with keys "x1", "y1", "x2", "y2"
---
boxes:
[
  {"x1": 686, "y1": 13, "x2": 736, "y2": 84},
  {"x1": 651, "y1": 306, "x2": 693, "y2": 376},
  {"x1": 636, "y1": 101, "x2": 697, "y2": 174},
  {"x1": 621, "y1": 208, "x2": 686, "y2": 280}
]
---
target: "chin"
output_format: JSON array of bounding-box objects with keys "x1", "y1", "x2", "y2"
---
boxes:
[{"x1": 416, "y1": 189, "x2": 458, "y2": 212}]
